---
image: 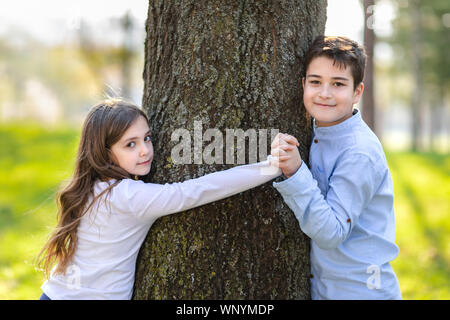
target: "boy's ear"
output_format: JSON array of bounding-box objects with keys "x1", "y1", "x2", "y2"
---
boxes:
[{"x1": 352, "y1": 82, "x2": 364, "y2": 104}]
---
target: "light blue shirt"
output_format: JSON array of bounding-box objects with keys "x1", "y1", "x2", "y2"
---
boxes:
[{"x1": 273, "y1": 109, "x2": 402, "y2": 300}]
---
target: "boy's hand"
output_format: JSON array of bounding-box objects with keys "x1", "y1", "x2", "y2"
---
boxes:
[{"x1": 270, "y1": 133, "x2": 302, "y2": 178}]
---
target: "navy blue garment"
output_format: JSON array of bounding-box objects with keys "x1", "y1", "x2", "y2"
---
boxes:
[{"x1": 40, "y1": 292, "x2": 51, "y2": 300}]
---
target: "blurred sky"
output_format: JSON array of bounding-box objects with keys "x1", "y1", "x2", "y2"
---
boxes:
[
  {"x1": 0, "y1": 0, "x2": 398, "y2": 71},
  {"x1": 0, "y1": 0, "x2": 395, "y2": 45},
  {"x1": 0, "y1": 0, "x2": 396, "y2": 69},
  {"x1": 0, "y1": 0, "x2": 148, "y2": 45},
  {"x1": 327, "y1": 0, "x2": 395, "y2": 39}
]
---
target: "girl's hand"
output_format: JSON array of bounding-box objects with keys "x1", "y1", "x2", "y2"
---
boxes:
[
  {"x1": 271, "y1": 133, "x2": 300, "y2": 149},
  {"x1": 270, "y1": 133, "x2": 302, "y2": 178}
]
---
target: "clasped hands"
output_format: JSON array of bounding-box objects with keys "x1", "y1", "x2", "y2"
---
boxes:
[{"x1": 270, "y1": 133, "x2": 302, "y2": 178}]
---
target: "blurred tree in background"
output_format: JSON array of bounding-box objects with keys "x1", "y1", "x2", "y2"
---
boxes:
[
  {"x1": 383, "y1": 0, "x2": 449, "y2": 152},
  {"x1": 78, "y1": 11, "x2": 137, "y2": 101},
  {"x1": 0, "y1": 11, "x2": 143, "y2": 125},
  {"x1": 362, "y1": 0, "x2": 376, "y2": 135}
]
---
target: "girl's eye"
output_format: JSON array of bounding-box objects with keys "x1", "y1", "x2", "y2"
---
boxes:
[
  {"x1": 127, "y1": 141, "x2": 136, "y2": 148},
  {"x1": 144, "y1": 135, "x2": 151, "y2": 142},
  {"x1": 309, "y1": 80, "x2": 320, "y2": 85}
]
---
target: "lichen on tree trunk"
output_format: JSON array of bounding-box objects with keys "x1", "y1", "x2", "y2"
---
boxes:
[{"x1": 133, "y1": 0, "x2": 327, "y2": 299}]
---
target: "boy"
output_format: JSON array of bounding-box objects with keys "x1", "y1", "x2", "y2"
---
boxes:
[{"x1": 270, "y1": 36, "x2": 401, "y2": 299}]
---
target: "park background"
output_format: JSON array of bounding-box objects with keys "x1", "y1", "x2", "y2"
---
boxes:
[{"x1": 0, "y1": 0, "x2": 448, "y2": 299}]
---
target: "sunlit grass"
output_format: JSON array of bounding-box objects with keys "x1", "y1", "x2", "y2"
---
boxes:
[
  {"x1": 387, "y1": 151, "x2": 450, "y2": 299},
  {"x1": 0, "y1": 123, "x2": 448, "y2": 299},
  {"x1": 0, "y1": 123, "x2": 79, "y2": 299}
]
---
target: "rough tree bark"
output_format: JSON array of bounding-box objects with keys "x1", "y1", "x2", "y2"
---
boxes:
[{"x1": 133, "y1": 0, "x2": 327, "y2": 299}]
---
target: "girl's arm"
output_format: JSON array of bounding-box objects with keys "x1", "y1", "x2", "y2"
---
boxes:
[{"x1": 124, "y1": 157, "x2": 281, "y2": 221}]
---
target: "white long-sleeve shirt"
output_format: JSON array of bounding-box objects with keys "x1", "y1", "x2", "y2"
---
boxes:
[{"x1": 41, "y1": 159, "x2": 280, "y2": 300}]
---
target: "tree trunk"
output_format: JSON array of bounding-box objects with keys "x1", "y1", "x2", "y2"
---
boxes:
[
  {"x1": 134, "y1": 0, "x2": 327, "y2": 299},
  {"x1": 410, "y1": 0, "x2": 423, "y2": 152},
  {"x1": 119, "y1": 11, "x2": 134, "y2": 100},
  {"x1": 362, "y1": 0, "x2": 376, "y2": 134}
]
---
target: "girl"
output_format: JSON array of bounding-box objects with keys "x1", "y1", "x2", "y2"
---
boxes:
[{"x1": 37, "y1": 99, "x2": 285, "y2": 300}]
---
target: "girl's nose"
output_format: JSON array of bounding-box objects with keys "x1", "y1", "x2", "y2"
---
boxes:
[{"x1": 140, "y1": 144, "x2": 150, "y2": 157}]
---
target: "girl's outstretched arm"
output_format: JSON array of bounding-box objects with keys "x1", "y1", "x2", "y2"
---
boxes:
[{"x1": 120, "y1": 157, "x2": 281, "y2": 221}]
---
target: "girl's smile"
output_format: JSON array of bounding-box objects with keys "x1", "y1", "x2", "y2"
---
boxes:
[{"x1": 137, "y1": 159, "x2": 151, "y2": 166}]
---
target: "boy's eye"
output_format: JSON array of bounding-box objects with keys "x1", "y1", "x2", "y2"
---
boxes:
[{"x1": 334, "y1": 82, "x2": 345, "y2": 87}]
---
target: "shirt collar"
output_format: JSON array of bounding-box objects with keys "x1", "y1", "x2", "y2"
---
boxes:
[{"x1": 313, "y1": 108, "x2": 362, "y2": 136}]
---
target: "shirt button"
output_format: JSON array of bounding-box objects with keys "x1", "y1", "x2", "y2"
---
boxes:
[
  {"x1": 347, "y1": 218, "x2": 351, "y2": 223},
  {"x1": 314, "y1": 139, "x2": 318, "y2": 143},
  {"x1": 310, "y1": 274, "x2": 314, "y2": 279}
]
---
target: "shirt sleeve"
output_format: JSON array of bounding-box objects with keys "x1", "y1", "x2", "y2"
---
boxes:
[
  {"x1": 123, "y1": 157, "x2": 281, "y2": 221},
  {"x1": 273, "y1": 153, "x2": 382, "y2": 250}
]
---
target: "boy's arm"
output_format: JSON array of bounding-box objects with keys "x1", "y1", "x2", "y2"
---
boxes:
[{"x1": 273, "y1": 153, "x2": 382, "y2": 250}]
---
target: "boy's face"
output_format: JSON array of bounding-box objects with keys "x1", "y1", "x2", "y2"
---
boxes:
[{"x1": 302, "y1": 56, "x2": 364, "y2": 127}]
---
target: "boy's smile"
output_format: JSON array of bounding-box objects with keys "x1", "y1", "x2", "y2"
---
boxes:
[{"x1": 302, "y1": 56, "x2": 364, "y2": 127}]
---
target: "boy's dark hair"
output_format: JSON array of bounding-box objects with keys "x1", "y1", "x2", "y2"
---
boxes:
[{"x1": 304, "y1": 36, "x2": 367, "y2": 89}]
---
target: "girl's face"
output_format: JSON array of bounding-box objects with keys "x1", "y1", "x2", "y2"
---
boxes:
[{"x1": 110, "y1": 115, "x2": 154, "y2": 177}]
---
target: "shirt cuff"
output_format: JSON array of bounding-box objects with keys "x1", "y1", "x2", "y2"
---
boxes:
[{"x1": 272, "y1": 162, "x2": 313, "y2": 196}]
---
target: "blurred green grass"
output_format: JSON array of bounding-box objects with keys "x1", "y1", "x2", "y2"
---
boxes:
[
  {"x1": 0, "y1": 123, "x2": 79, "y2": 299},
  {"x1": 386, "y1": 151, "x2": 450, "y2": 299},
  {"x1": 0, "y1": 123, "x2": 449, "y2": 299}
]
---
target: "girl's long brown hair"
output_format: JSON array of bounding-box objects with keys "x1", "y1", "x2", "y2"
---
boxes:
[{"x1": 37, "y1": 99, "x2": 149, "y2": 278}]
